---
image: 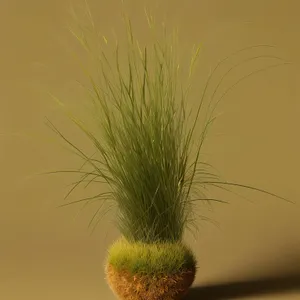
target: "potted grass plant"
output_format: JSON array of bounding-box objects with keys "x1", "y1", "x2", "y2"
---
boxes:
[{"x1": 45, "y1": 4, "x2": 291, "y2": 300}]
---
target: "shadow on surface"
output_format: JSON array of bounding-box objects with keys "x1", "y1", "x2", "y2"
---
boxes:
[{"x1": 185, "y1": 271, "x2": 300, "y2": 299}]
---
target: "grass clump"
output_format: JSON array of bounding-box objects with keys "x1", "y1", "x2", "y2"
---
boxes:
[
  {"x1": 107, "y1": 238, "x2": 196, "y2": 275},
  {"x1": 46, "y1": 3, "x2": 291, "y2": 246}
]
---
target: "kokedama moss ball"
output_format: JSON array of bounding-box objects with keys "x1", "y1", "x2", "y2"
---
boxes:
[{"x1": 105, "y1": 238, "x2": 197, "y2": 299}]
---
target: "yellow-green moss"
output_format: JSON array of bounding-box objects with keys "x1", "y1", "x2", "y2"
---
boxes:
[{"x1": 106, "y1": 238, "x2": 197, "y2": 275}]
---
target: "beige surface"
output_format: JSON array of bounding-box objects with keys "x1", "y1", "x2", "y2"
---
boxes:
[{"x1": 1, "y1": 0, "x2": 300, "y2": 299}]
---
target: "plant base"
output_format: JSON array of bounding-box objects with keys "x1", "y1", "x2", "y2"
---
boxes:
[{"x1": 106, "y1": 263, "x2": 196, "y2": 300}]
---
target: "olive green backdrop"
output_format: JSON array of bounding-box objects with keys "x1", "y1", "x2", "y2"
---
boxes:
[{"x1": 1, "y1": 0, "x2": 300, "y2": 299}]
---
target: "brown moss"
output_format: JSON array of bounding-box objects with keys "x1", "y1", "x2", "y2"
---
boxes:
[{"x1": 106, "y1": 263, "x2": 196, "y2": 300}]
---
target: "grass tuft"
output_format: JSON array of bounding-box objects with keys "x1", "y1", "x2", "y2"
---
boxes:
[{"x1": 46, "y1": 3, "x2": 291, "y2": 244}]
